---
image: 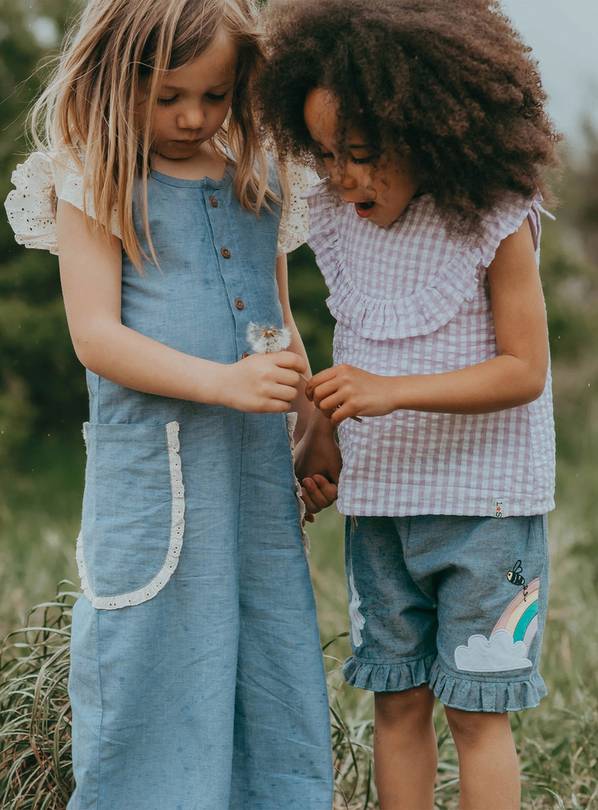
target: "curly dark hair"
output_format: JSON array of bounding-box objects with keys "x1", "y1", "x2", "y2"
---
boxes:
[{"x1": 257, "y1": 0, "x2": 560, "y2": 233}]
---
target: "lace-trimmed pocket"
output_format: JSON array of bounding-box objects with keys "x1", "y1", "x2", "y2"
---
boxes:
[
  {"x1": 76, "y1": 421, "x2": 185, "y2": 610},
  {"x1": 285, "y1": 412, "x2": 309, "y2": 552}
]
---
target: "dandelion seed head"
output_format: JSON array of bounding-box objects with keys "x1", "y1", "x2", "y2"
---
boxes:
[{"x1": 247, "y1": 322, "x2": 292, "y2": 354}]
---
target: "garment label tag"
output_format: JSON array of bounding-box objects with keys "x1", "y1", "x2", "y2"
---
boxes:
[{"x1": 494, "y1": 499, "x2": 506, "y2": 518}]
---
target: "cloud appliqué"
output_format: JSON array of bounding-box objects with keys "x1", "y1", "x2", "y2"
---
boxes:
[
  {"x1": 348, "y1": 573, "x2": 366, "y2": 648},
  {"x1": 454, "y1": 629, "x2": 533, "y2": 673}
]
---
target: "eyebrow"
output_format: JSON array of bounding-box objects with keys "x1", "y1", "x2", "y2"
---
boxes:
[
  {"x1": 161, "y1": 80, "x2": 235, "y2": 92},
  {"x1": 313, "y1": 140, "x2": 374, "y2": 150}
]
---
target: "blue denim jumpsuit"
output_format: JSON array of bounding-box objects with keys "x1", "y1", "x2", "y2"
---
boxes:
[{"x1": 67, "y1": 167, "x2": 333, "y2": 810}]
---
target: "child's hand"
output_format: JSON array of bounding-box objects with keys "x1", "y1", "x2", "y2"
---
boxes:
[
  {"x1": 226, "y1": 351, "x2": 307, "y2": 413},
  {"x1": 301, "y1": 475, "x2": 338, "y2": 520},
  {"x1": 295, "y1": 410, "x2": 342, "y2": 517},
  {"x1": 306, "y1": 364, "x2": 397, "y2": 425}
]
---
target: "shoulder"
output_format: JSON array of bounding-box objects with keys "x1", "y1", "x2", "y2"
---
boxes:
[
  {"x1": 478, "y1": 192, "x2": 546, "y2": 269},
  {"x1": 4, "y1": 148, "x2": 121, "y2": 255},
  {"x1": 277, "y1": 158, "x2": 320, "y2": 255},
  {"x1": 4, "y1": 151, "x2": 63, "y2": 254}
]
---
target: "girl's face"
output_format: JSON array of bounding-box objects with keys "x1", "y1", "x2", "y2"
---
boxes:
[
  {"x1": 150, "y1": 27, "x2": 238, "y2": 161},
  {"x1": 304, "y1": 88, "x2": 418, "y2": 228}
]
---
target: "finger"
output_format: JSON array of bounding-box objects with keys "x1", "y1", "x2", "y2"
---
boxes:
[
  {"x1": 316, "y1": 404, "x2": 336, "y2": 420},
  {"x1": 306, "y1": 367, "x2": 337, "y2": 396},
  {"x1": 274, "y1": 368, "x2": 301, "y2": 387},
  {"x1": 271, "y1": 383, "x2": 300, "y2": 402},
  {"x1": 301, "y1": 486, "x2": 320, "y2": 514},
  {"x1": 318, "y1": 392, "x2": 345, "y2": 412},
  {"x1": 263, "y1": 399, "x2": 292, "y2": 413},
  {"x1": 311, "y1": 379, "x2": 340, "y2": 407},
  {"x1": 305, "y1": 513, "x2": 316, "y2": 523},
  {"x1": 331, "y1": 404, "x2": 353, "y2": 425},
  {"x1": 303, "y1": 477, "x2": 331, "y2": 510},
  {"x1": 311, "y1": 474, "x2": 338, "y2": 501},
  {"x1": 274, "y1": 351, "x2": 307, "y2": 375}
]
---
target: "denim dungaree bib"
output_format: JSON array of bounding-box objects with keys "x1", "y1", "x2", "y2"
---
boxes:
[{"x1": 67, "y1": 167, "x2": 333, "y2": 810}]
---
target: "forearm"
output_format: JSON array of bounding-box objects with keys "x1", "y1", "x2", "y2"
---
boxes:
[
  {"x1": 390, "y1": 355, "x2": 547, "y2": 415},
  {"x1": 74, "y1": 321, "x2": 230, "y2": 406},
  {"x1": 287, "y1": 319, "x2": 314, "y2": 438}
]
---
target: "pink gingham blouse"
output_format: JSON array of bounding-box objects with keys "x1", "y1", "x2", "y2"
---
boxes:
[{"x1": 306, "y1": 183, "x2": 556, "y2": 518}]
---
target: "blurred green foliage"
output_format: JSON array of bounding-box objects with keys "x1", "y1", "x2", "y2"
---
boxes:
[{"x1": 0, "y1": 0, "x2": 87, "y2": 468}]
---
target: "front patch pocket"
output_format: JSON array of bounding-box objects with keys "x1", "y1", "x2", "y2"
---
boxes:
[{"x1": 76, "y1": 421, "x2": 185, "y2": 610}]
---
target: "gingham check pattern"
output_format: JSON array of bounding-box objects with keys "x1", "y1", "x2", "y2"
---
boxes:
[{"x1": 306, "y1": 185, "x2": 556, "y2": 517}]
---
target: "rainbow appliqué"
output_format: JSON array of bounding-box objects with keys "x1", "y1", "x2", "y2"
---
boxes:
[
  {"x1": 493, "y1": 577, "x2": 540, "y2": 649},
  {"x1": 454, "y1": 578, "x2": 540, "y2": 673}
]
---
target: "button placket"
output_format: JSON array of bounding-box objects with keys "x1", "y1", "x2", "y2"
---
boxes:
[{"x1": 205, "y1": 189, "x2": 252, "y2": 360}]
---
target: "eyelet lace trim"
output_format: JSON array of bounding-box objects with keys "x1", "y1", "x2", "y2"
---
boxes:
[
  {"x1": 277, "y1": 162, "x2": 319, "y2": 256},
  {"x1": 5, "y1": 152, "x2": 59, "y2": 254},
  {"x1": 76, "y1": 421, "x2": 185, "y2": 610},
  {"x1": 285, "y1": 412, "x2": 309, "y2": 551},
  {"x1": 4, "y1": 150, "x2": 121, "y2": 256}
]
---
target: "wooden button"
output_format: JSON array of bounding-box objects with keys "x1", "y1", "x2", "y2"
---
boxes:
[
  {"x1": 241, "y1": 351, "x2": 250, "y2": 359},
  {"x1": 234, "y1": 298, "x2": 245, "y2": 311},
  {"x1": 209, "y1": 196, "x2": 219, "y2": 208},
  {"x1": 221, "y1": 247, "x2": 231, "y2": 259}
]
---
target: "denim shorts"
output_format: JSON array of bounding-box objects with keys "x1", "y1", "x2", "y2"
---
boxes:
[{"x1": 343, "y1": 515, "x2": 549, "y2": 713}]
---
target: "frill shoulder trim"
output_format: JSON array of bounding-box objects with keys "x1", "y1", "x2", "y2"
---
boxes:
[
  {"x1": 4, "y1": 150, "x2": 121, "y2": 256},
  {"x1": 306, "y1": 184, "x2": 546, "y2": 341},
  {"x1": 277, "y1": 161, "x2": 319, "y2": 256},
  {"x1": 479, "y1": 192, "x2": 547, "y2": 270},
  {"x1": 5, "y1": 152, "x2": 60, "y2": 254}
]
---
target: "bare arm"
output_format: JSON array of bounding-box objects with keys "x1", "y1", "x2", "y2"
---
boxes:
[
  {"x1": 57, "y1": 200, "x2": 305, "y2": 413},
  {"x1": 308, "y1": 220, "x2": 549, "y2": 424}
]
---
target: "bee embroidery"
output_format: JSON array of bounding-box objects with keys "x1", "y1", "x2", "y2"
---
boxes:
[{"x1": 506, "y1": 560, "x2": 528, "y2": 601}]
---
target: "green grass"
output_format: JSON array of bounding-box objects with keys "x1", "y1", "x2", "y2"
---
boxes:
[
  {"x1": 1, "y1": 440, "x2": 598, "y2": 808},
  {"x1": 0, "y1": 436, "x2": 83, "y2": 639}
]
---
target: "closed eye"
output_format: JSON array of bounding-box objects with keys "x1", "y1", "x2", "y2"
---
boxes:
[
  {"x1": 157, "y1": 95, "x2": 178, "y2": 106},
  {"x1": 350, "y1": 155, "x2": 376, "y2": 165}
]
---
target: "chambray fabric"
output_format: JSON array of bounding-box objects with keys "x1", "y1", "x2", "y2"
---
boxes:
[
  {"x1": 343, "y1": 514, "x2": 549, "y2": 713},
  {"x1": 67, "y1": 167, "x2": 333, "y2": 810}
]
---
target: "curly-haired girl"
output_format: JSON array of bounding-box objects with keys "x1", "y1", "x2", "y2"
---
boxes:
[{"x1": 258, "y1": 1, "x2": 559, "y2": 808}]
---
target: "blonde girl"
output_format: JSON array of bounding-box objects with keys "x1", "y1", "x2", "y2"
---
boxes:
[{"x1": 5, "y1": 1, "x2": 334, "y2": 807}]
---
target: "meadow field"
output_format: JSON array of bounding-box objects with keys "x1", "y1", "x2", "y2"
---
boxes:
[{"x1": 1, "y1": 436, "x2": 597, "y2": 809}]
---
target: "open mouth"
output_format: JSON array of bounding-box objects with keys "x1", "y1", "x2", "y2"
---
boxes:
[{"x1": 355, "y1": 200, "x2": 376, "y2": 218}]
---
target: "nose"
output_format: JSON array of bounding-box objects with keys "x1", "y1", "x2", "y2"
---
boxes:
[
  {"x1": 177, "y1": 102, "x2": 205, "y2": 132},
  {"x1": 329, "y1": 163, "x2": 358, "y2": 192}
]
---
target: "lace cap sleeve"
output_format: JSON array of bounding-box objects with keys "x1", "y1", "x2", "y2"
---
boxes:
[
  {"x1": 277, "y1": 161, "x2": 319, "y2": 256},
  {"x1": 5, "y1": 152, "x2": 60, "y2": 254},
  {"x1": 4, "y1": 150, "x2": 121, "y2": 256}
]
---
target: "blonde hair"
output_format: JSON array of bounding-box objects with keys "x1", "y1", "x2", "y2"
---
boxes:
[{"x1": 31, "y1": 0, "x2": 273, "y2": 268}]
